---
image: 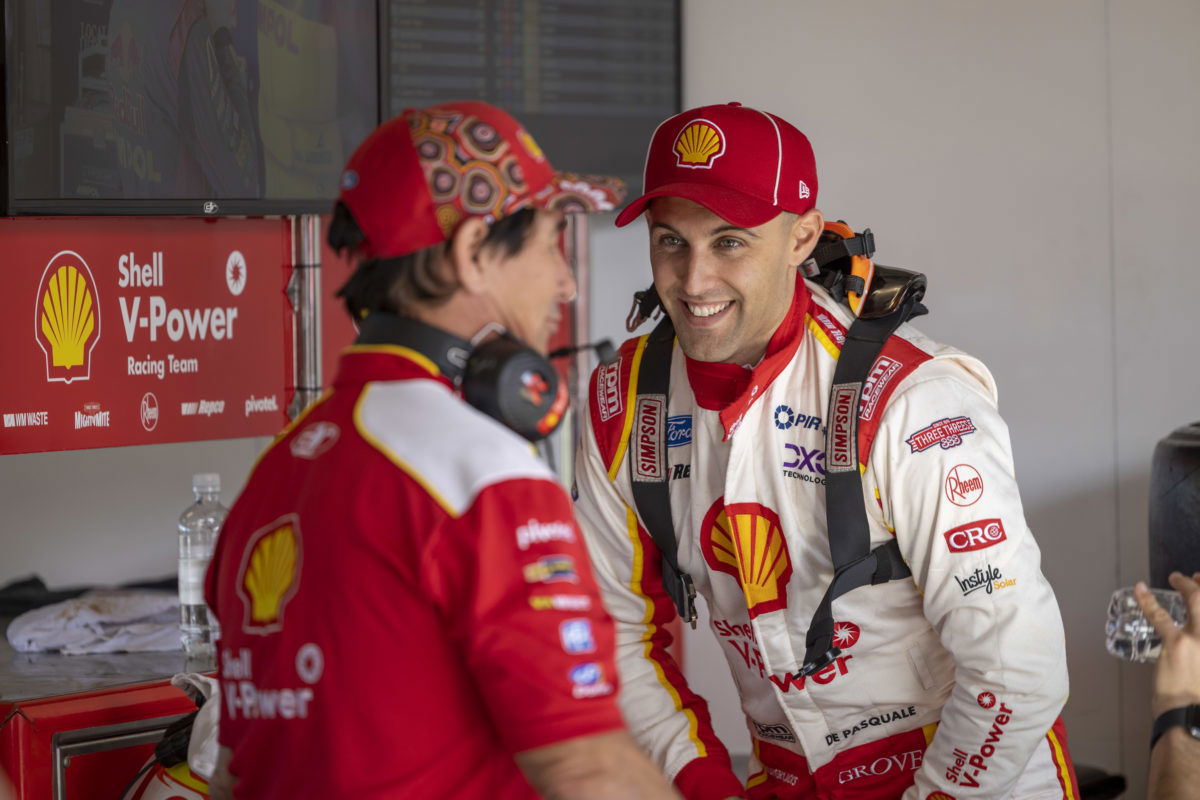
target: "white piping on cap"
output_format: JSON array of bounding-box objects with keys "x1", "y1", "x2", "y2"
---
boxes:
[{"x1": 753, "y1": 109, "x2": 783, "y2": 206}]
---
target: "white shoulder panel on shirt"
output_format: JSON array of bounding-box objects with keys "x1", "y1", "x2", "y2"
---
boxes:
[{"x1": 354, "y1": 379, "x2": 557, "y2": 517}]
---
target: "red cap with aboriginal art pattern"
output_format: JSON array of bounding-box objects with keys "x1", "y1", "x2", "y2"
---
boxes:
[
  {"x1": 615, "y1": 102, "x2": 818, "y2": 228},
  {"x1": 337, "y1": 101, "x2": 626, "y2": 260}
]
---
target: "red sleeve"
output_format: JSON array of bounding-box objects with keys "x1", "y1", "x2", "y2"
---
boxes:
[{"x1": 425, "y1": 477, "x2": 626, "y2": 753}]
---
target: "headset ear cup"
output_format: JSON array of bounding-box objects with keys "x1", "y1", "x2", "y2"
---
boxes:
[{"x1": 463, "y1": 337, "x2": 565, "y2": 442}]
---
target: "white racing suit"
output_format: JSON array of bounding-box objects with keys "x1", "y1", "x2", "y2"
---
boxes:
[{"x1": 573, "y1": 275, "x2": 1078, "y2": 800}]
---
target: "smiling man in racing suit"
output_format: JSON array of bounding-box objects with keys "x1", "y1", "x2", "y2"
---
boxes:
[{"x1": 572, "y1": 101, "x2": 1078, "y2": 800}]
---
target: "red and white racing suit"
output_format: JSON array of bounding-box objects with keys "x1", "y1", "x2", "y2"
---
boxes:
[
  {"x1": 207, "y1": 345, "x2": 624, "y2": 799},
  {"x1": 573, "y1": 274, "x2": 1078, "y2": 800}
]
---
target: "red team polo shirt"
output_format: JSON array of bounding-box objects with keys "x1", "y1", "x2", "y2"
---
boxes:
[{"x1": 206, "y1": 345, "x2": 625, "y2": 798}]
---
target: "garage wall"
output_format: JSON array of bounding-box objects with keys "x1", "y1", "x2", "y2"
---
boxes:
[{"x1": 586, "y1": 1, "x2": 1200, "y2": 795}]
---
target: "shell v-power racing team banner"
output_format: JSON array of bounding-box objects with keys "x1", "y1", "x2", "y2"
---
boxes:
[{"x1": 0, "y1": 217, "x2": 293, "y2": 455}]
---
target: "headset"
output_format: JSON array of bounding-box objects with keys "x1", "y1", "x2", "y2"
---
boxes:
[{"x1": 355, "y1": 313, "x2": 614, "y2": 442}]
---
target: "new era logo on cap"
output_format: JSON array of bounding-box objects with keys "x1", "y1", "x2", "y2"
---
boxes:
[{"x1": 616, "y1": 101, "x2": 818, "y2": 229}]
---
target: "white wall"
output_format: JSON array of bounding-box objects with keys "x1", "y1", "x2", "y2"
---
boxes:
[
  {"x1": 0, "y1": 439, "x2": 268, "y2": 587},
  {"x1": 586, "y1": 1, "x2": 1200, "y2": 796}
]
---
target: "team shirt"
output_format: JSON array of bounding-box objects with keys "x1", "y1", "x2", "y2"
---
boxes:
[{"x1": 207, "y1": 345, "x2": 624, "y2": 798}]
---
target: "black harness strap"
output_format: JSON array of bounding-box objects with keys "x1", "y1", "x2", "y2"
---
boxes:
[
  {"x1": 798, "y1": 298, "x2": 920, "y2": 675},
  {"x1": 629, "y1": 317, "x2": 698, "y2": 627}
]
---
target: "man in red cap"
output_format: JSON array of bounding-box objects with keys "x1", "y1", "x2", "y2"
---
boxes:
[
  {"x1": 205, "y1": 101, "x2": 677, "y2": 799},
  {"x1": 572, "y1": 102, "x2": 1078, "y2": 799}
]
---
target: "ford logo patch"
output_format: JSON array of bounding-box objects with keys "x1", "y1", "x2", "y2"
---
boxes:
[{"x1": 667, "y1": 415, "x2": 692, "y2": 447}]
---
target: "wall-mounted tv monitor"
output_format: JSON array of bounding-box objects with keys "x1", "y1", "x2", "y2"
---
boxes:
[
  {"x1": 384, "y1": 0, "x2": 680, "y2": 191},
  {"x1": 3, "y1": 0, "x2": 380, "y2": 215}
]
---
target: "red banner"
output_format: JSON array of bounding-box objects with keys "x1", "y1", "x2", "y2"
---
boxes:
[{"x1": 0, "y1": 217, "x2": 293, "y2": 455}]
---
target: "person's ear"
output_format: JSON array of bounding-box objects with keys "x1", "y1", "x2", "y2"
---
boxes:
[
  {"x1": 447, "y1": 217, "x2": 492, "y2": 294},
  {"x1": 789, "y1": 208, "x2": 825, "y2": 266}
]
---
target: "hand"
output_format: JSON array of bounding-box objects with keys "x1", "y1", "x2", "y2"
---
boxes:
[{"x1": 1135, "y1": 572, "x2": 1200, "y2": 716}]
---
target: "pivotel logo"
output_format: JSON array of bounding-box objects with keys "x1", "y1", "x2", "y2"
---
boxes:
[
  {"x1": 827, "y1": 383, "x2": 860, "y2": 472},
  {"x1": 236, "y1": 515, "x2": 303, "y2": 634},
  {"x1": 516, "y1": 519, "x2": 575, "y2": 550},
  {"x1": 943, "y1": 519, "x2": 1006, "y2": 553},
  {"x1": 631, "y1": 395, "x2": 665, "y2": 482},
  {"x1": 945, "y1": 464, "x2": 984, "y2": 506},
  {"x1": 667, "y1": 415, "x2": 692, "y2": 447},
  {"x1": 907, "y1": 416, "x2": 976, "y2": 453},
  {"x1": 35, "y1": 251, "x2": 102, "y2": 384},
  {"x1": 245, "y1": 395, "x2": 279, "y2": 417},
  {"x1": 701, "y1": 498, "x2": 792, "y2": 619},
  {"x1": 596, "y1": 358, "x2": 623, "y2": 422}
]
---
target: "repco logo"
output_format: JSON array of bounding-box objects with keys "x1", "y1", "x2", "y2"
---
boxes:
[
  {"x1": 943, "y1": 519, "x2": 1007, "y2": 553},
  {"x1": 631, "y1": 396, "x2": 665, "y2": 482}
]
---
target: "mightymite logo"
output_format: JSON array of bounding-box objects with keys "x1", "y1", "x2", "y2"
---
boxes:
[
  {"x1": 34, "y1": 251, "x2": 101, "y2": 384},
  {"x1": 701, "y1": 498, "x2": 792, "y2": 618},
  {"x1": 236, "y1": 515, "x2": 303, "y2": 635}
]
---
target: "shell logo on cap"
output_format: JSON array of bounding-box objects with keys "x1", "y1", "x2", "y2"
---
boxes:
[
  {"x1": 673, "y1": 120, "x2": 725, "y2": 169},
  {"x1": 701, "y1": 498, "x2": 792, "y2": 618},
  {"x1": 237, "y1": 516, "x2": 303, "y2": 634},
  {"x1": 34, "y1": 251, "x2": 101, "y2": 384}
]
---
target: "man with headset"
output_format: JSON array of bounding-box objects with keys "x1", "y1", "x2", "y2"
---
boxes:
[
  {"x1": 572, "y1": 101, "x2": 1078, "y2": 799},
  {"x1": 205, "y1": 101, "x2": 677, "y2": 799}
]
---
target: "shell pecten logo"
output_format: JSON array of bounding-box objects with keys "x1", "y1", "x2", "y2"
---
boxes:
[
  {"x1": 34, "y1": 251, "x2": 101, "y2": 383},
  {"x1": 236, "y1": 516, "x2": 303, "y2": 634},
  {"x1": 701, "y1": 498, "x2": 792, "y2": 618},
  {"x1": 673, "y1": 120, "x2": 725, "y2": 168}
]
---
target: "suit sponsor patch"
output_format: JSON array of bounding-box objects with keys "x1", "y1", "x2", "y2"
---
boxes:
[
  {"x1": 828, "y1": 383, "x2": 860, "y2": 472},
  {"x1": 631, "y1": 395, "x2": 666, "y2": 482},
  {"x1": 752, "y1": 720, "x2": 797, "y2": 743},
  {"x1": 860, "y1": 356, "x2": 903, "y2": 421},
  {"x1": 944, "y1": 464, "x2": 984, "y2": 506},
  {"x1": 906, "y1": 416, "x2": 977, "y2": 452},
  {"x1": 596, "y1": 358, "x2": 624, "y2": 421},
  {"x1": 943, "y1": 519, "x2": 1007, "y2": 553},
  {"x1": 667, "y1": 414, "x2": 692, "y2": 447}
]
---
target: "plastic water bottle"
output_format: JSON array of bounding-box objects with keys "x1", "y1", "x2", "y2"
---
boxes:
[
  {"x1": 179, "y1": 473, "x2": 227, "y2": 666},
  {"x1": 1105, "y1": 585, "x2": 1189, "y2": 663}
]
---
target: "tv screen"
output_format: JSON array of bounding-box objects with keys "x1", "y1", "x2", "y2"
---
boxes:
[
  {"x1": 384, "y1": 0, "x2": 679, "y2": 189},
  {"x1": 3, "y1": 0, "x2": 379, "y2": 215}
]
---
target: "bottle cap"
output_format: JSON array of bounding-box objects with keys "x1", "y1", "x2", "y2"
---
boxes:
[{"x1": 193, "y1": 473, "x2": 221, "y2": 492}]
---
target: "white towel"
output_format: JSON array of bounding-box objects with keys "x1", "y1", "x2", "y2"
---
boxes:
[
  {"x1": 171, "y1": 672, "x2": 221, "y2": 780},
  {"x1": 5, "y1": 589, "x2": 180, "y2": 654}
]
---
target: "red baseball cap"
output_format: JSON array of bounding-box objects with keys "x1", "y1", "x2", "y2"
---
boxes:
[
  {"x1": 615, "y1": 102, "x2": 818, "y2": 228},
  {"x1": 337, "y1": 101, "x2": 625, "y2": 260}
]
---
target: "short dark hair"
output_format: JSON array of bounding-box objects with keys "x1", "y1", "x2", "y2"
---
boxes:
[{"x1": 329, "y1": 204, "x2": 538, "y2": 321}]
